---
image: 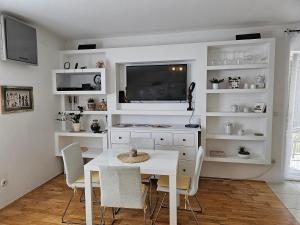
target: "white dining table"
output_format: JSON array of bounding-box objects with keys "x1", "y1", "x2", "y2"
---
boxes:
[{"x1": 84, "y1": 149, "x2": 179, "y2": 225}]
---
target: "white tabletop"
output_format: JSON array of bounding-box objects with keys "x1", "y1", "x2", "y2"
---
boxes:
[{"x1": 84, "y1": 149, "x2": 179, "y2": 176}]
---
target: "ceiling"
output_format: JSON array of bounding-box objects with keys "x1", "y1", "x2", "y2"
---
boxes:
[{"x1": 0, "y1": 0, "x2": 299, "y2": 40}]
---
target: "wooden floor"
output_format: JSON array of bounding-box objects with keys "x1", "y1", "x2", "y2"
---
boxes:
[{"x1": 0, "y1": 175, "x2": 298, "y2": 225}]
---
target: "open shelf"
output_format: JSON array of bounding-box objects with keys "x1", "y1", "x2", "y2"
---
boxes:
[
  {"x1": 55, "y1": 131, "x2": 107, "y2": 138},
  {"x1": 206, "y1": 64, "x2": 268, "y2": 71},
  {"x1": 65, "y1": 110, "x2": 108, "y2": 115},
  {"x1": 206, "y1": 134, "x2": 267, "y2": 141},
  {"x1": 206, "y1": 89, "x2": 267, "y2": 94},
  {"x1": 204, "y1": 156, "x2": 267, "y2": 164},
  {"x1": 112, "y1": 110, "x2": 193, "y2": 116},
  {"x1": 206, "y1": 112, "x2": 267, "y2": 117},
  {"x1": 54, "y1": 68, "x2": 105, "y2": 74}
]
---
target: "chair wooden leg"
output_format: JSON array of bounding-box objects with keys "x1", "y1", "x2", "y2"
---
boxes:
[{"x1": 151, "y1": 193, "x2": 167, "y2": 225}]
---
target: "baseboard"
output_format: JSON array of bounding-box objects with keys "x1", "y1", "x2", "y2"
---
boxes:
[{"x1": 0, "y1": 170, "x2": 63, "y2": 210}]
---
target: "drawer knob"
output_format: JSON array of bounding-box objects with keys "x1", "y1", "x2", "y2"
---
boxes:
[
  {"x1": 183, "y1": 169, "x2": 186, "y2": 172},
  {"x1": 160, "y1": 138, "x2": 164, "y2": 141},
  {"x1": 183, "y1": 153, "x2": 186, "y2": 156},
  {"x1": 118, "y1": 137, "x2": 122, "y2": 139},
  {"x1": 182, "y1": 138, "x2": 186, "y2": 141}
]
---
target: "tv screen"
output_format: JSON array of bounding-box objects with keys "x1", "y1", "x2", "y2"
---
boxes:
[
  {"x1": 2, "y1": 15, "x2": 38, "y2": 65},
  {"x1": 126, "y1": 64, "x2": 187, "y2": 101}
]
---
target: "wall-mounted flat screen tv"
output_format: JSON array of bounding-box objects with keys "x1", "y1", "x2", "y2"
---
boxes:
[
  {"x1": 1, "y1": 15, "x2": 38, "y2": 65},
  {"x1": 126, "y1": 64, "x2": 187, "y2": 101}
]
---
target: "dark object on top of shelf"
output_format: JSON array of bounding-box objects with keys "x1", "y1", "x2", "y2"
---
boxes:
[
  {"x1": 82, "y1": 83, "x2": 93, "y2": 90},
  {"x1": 185, "y1": 124, "x2": 200, "y2": 128},
  {"x1": 209, "y1": 78, "x2": 224, "y2": 84},
  {"x1": 64, "y1": 62, "x2": 70, "y2": 69},
  {"x1": 78, "y1": 44, "x2": 96, "y2": 50},
  {"x1": 236, "y1": 33, "x2": 261, "y2": 40},
  {"x1": 119, "y1": 90, "x2": 128, "y2": 103},
  {"x1": 80, "y1": 66, "x2": 87, "y2": 69},
  {"x1": 187, "y1": 82, "x2": 195, "y2": 111},
  {"x1": 90, "y1": 119, "x2": 101, "y2": 133},
  {"x1": 254, "y1": 133, "x2": 264, "y2": 136},
  {"x1": 75, "y1": 63, "x2": 78, "y2": 69},
  {"x1": 57, "y1": 87, "x2": 82, "y2": 91},
  {"x1": 238, "y1": 146, "x2": 250, "y2": 155}
]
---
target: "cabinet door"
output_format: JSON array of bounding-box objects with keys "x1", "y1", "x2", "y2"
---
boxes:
[
  {"x1": 174, "y1": 133, "x2": 195, "y2": 147},
  {"x1": 178, "y1": 160, "x2": 195, "y2": 176},
  {"x1": 152, "y1": 132, "x2": 173, "y2": 146},
  {"x1": 131, "y1": 132, "x2": 152, "y2": 139},
  {"x1": 111, "y1": 131, "x2": 130, "y2": 144}
]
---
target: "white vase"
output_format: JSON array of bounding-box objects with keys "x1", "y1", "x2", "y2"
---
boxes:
[
  {"x1": 72, "y1": 123, "x2": 81, "y2": 132},
  {"x1": 212, "y1": 83, "x2": 219, "y2": 89}
]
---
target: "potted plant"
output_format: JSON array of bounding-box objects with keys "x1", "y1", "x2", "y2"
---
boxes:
[
  {"x1": 87, "y1": 98, "x2": 96, "y2": 111},
  {"x1": 57, "y1": 107, "x2": 83, "y2": 132},
  {"x1": 237, "y1": 146, "x2": 250, "y2": 159},
  {"x1": 209, "y1": 78, "x2": 224, "y2": 89}
]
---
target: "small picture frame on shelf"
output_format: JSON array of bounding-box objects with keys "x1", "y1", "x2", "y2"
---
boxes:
[
  {"x1": 253, "y1": 102, "x2": 266, "y2": 113},
  {"x1": 209, "y1": 150, "x2": 225, "y2": 158},
  {"x1": 0, "y1": 86, "x2": 34, "y2": 114}
]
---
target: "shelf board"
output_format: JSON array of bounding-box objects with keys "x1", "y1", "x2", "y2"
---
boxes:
[
  {"x1": 206, "y1": 64, "x2": 268, "y2": 70},
  {"x1": 56, "y1": 147, "x2": 103, "y2": 158},
  {"x1": 206, "y1": 134, "x2": 267, "y2": 141},
  {"x1": 54, "y1": 90, "x2": 106, "y2": 95},
  {"x1": 206, "y1": 89, "x2": 267, "y2": 94},
  {"x1": 60, "y1": 49, "x2": 107, "y2": 55},
  {"x1": 112, "y1": 110, "x2": 194, "y2": 116},
  {"x1": 65, "y1": 110, "x2": 108, "y2": 115},
  {"x1": 204, "y1": 156, "x2": 267, "y2": 164},
  {"x1": 55, "y1": 131, "x2": 107, "y2": 138},
  {"x1": 206, "y1": 112, "x2": 267, "y2": 117},
  {"x1": 54, "y1": 68, "x2": 105, "y2": 74}
]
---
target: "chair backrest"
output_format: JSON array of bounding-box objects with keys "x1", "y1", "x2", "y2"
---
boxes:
[
  {"x1": 99, "y1": 165, "x2": 144, "y2": 209},
  {"x1": 61, "y1": 142, "x2": 84, "y2": 188},
  {"x1": 130, "y1": 137, "x2": 155, "y2": 149},
  {"x1": 188, "y1": 146, "x2": 205, "y2": 196}
]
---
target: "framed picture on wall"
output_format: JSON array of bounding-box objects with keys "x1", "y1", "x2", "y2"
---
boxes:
[{"x1": 0, "y1": 86, "x2": 34, "y2": 114}]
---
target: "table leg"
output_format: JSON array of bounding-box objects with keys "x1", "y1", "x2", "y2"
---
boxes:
[
  {"x1": 169, "y1": 174, "x2": 177, "y2": 225},
  {"x1": 85, "y1": 169, "x2": 93, "y2": 225}
]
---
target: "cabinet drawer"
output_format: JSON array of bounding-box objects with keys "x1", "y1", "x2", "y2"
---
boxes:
[
  {"x1": 178, "y1": 148, "x2": 196, "y2": 160},
  {"x1": 152, "y1": 132, "x2": 173, "y2": 146},
  {"x1": 174, "y1": 133, "x2": 195, "y2": 147},
  {"x1": 131, "y1": 132, "x2": 152, "y2": 139},
  {"x1": 111, "y1": 131, "x2": 130, "y2": 144},
  {"x1": 155, "y1": 145, "x2": 195, "y2": 161},
  {"x1": 178, "y1": 160, "x2": 195, "y2": 176},
  {"x1": 111, "y1": 144, "x2": 129, "y2": 150}
]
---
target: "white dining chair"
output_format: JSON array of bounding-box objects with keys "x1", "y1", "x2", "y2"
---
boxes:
[
  {"x1": 61, "y1": 142, "x2": 100, "y2": 224},
  {"x1": 152, "y1": 146, "x2": 205, "y2": 225},
  {"x1": 98, "y1": 165, "x2": 151, "y2": 225},
  {"x1": 130, "y1": 137, "x2": 156, "y2": 214}
]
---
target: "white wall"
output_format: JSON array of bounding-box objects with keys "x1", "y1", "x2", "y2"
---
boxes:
[
  {"x1": 66, "y1": 24, "x2": 300, "y2": 182},
  {"x1": 0, "y1": 27, "x2": 64, "y2": 208}
]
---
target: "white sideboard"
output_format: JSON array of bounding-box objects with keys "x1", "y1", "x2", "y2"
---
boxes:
[{"x1": 109, "y1": 126, "x2": 200, "y2": 176}]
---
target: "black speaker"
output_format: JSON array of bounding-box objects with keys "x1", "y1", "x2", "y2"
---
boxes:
[
  {"x1": 78, "y1": 44, "x2": 96, "y2": 50},
  {"x1": 236, "y1": 33, "x2": 261, "y2": 40},
  {"x1": 119, "y1": 91, "x2": 127, "y2": 103}
]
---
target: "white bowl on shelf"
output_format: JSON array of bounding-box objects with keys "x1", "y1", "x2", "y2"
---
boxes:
[{"x1": 237, "y1": 153, "x2": 251, "y2": 159}]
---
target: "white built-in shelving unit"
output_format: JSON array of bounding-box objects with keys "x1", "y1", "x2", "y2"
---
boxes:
[
  {"x1": 53, "y1": 50, "x2": 109, "y2": 158},
  {"x1": 53, "y1": 38, "x2": 275, "y2": 168},
  {"x1": 202, "y1": 38, "x2": 275, "y2": 164}
]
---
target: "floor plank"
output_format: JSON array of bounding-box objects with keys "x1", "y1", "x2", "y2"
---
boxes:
[{"x1": 0, "y1": 175, "x2": 298, "y2": 225}]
